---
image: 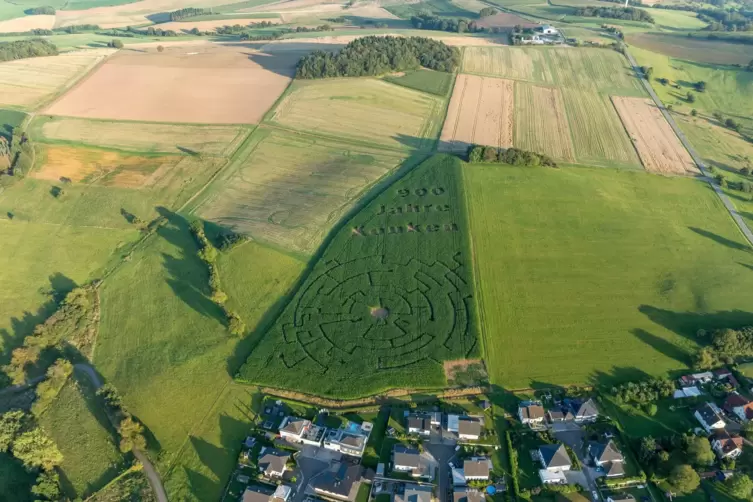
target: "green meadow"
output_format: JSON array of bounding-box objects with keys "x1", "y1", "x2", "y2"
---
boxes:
[
  {"x1": 464, "y1": 164, "x2": 753, "y2": 390},
  {"x1": 383, "y1": 69, "x2": 455, "y2": 97}
]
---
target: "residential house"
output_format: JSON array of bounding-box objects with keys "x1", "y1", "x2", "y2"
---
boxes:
[
  {"x1": 679, "y1": 372, "x2": 714, "y2": 388},
  {"x1": 547, "y1": 409, "x2": 574, "y2": 423},
  {"x1": 715, "y1": 368, "x2": 740, "y2": 388},
  {"x1": 447, "y1": 414, "x2": 460, "y2": 433},
  {"x1": 607, "y1": 495, "x2": 635, "y2": 502},
  {"x1": 393, "y1": 444, "x2": 433, "y2": 479},
  {"x1": 257, "y1": 448, "x2": 291, "y2": 479},
  {"x1": 539, "y1": 24, "x2": 558, "y2": 35},
  {"x1": 458, "y1": 417, "x2": 483, "y2": 441},
  {"x1": 454, "y1": 488, "x2": 485, "y2": 502},
  {"x1": 324, "y1": 421, "x2": 373, "y2": 457},
  {"x1": 573, "y1": 399, "x2": 599, "y2": 423},
  {"x1": 711, "y1": 430, "x2": 744, "y2": 459},
  {"x1": 537, "y1": 442, "x2": 570, "y2": 484},
  {"x1": 694, "y1": 403, "x2": 726, "y2": 433},
  {"x1": 727, "y1": 393, "x2": 753, "y2": 423},
  {"x1": 309, "y1": 462, "x2": 362, "y2": 502},
  {"x1": 431, "y1": 412, "x2": 442, "y2": 427},
  {"x1": 396, "y1": 484, "x2": 432, "y2": 502},
  {"x1": 407, "y1": 414, "x2": 432, "y2": 436},
  {"x1": 673, "y1": 387, "x2": 702, "y2": 399},
  {"x1": 279, "y1": 416, "x2": 326, "y2": 446},
  {"x1": 242, "y1": 485, "x2": 292, "y2": 502},
  {"x1": 463, "y1": 457, "x2": 492, "y2": 481},
  {"x1": 519, "y1": 402, "x2": 546, "y2": 426},
  {"x1": 588, "y1": 440, "x2": 625, "y2": 478}
]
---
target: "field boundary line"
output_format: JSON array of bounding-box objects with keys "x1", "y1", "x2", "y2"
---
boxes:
[
  {"x1": 624, "y1": 46, "x2": 753, "y2": 247},
  {"x1": 36, "y1": 50, "x2": 115, "y2": 113}
]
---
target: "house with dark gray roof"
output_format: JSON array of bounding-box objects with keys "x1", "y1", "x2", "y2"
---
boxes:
[
  {"x1": 395, "y1": 483, "x2": 432, "y2": 502},
  {"x1": 538, "y1": 444, "x2": 572, "y2": 471},
  {"x1": 407, "y1": 414, "x2": 432, "y2": 436},
  {"x1": 695, "y1": 402, "x2": 726, "y2": 433},
  {"x1": 574, "y1": 399, "x2": 599, "y2": 423},
  {"x1": 309, "y1": 462, "x2": 362, "y2": 501},
  {"x1": 392, "y1": 444, "x2": 432, "y2": 479},
  {"x1": 257, "y1": 447, "x2": 291, "y2": 478},
  {"x1": 588, "y1": 439, "x2": 625, "y2": 477},
  {"x1": 453, "y1": 488, "x2": 485, "y2": 502}
]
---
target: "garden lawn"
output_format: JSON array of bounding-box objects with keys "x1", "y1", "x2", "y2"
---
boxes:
[
  {"x1": 464, "y1": 164, "x2": 753, "y2": 389},
  {"x1": 38, "y1": 372, "x2": 126, "y2": 499},
  {"x1": 602, "y1": 396, "x2": 699, "y2": 438}
]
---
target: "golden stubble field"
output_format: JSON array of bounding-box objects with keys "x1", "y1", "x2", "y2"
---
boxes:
[
  {"x1": 515, "y1": 83, "x2": 575, "y2": 162},
  {"x1": 0, "y1": 48, "x2": 114, "y2": 109},
  {"x1": 440, "y1": 74, "x2": 514, "y2": 152},
  {"x1": 612, "y1": 97, "x2": 698, "y2": 175},
  {"x1": 45, "y1": 43, "x2": 302, "y2": 124}
]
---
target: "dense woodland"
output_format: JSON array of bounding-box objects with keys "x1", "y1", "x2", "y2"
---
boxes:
[
  {"x1": 295, "y1": 36, "x2": 460, "y2": 78},
  {"x1": 168, "y1": 7, "x2": 208, "y2": 21},
  {"x1": 0, "y1": 39, "x2": 57, "y2": 62},
  {"x1": 575, "y1": 6, "x2": 655, "y2": 22},
  {"x1": 410, "y1": 13, "x2": 484, "y2": 33}
]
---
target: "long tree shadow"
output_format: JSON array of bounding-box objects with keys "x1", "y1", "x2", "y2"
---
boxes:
[
  {"x1": 639, "y1": 305, "x2": 753, "y2": 340},
  {"x1": 631, "y1": 328, "x2": 691, "y2": 366},
  {"x1": 154, "y1": 207, "x2": 226, "y2": 326},
  {"x1": 688, "y1": 226, "x2": 751, "y2": 252}
]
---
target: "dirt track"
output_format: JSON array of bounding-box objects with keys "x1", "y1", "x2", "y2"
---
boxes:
[{"x1": 612, "y1": 96, "x2": 697, "y2": 175}]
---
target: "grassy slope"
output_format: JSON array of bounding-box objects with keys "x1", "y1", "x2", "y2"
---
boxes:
[
  {"x1": 385, "y1": 0, "x2": 477, "y2": 18},
  {"x1": 383, "y1": 70, "x2": 454, "y2": 97},
  {"x1": 38, "y1": 373, "x2": 125, "y2": 499},
  {"x1": 237, "y1": 154, "x2": 479, "y2": 397},
  {"x1": 465, "y1": 164, "x2": 753, "y2": 390},
  {"x1": 95, "y1": 227, "x2": 303, "y2": 500},
  {"x1": 639, "y1": 8, "x2": 707, "y2": 30},
  {"x1": 0, "y1": 220, "x2": 135, "y2": 363}
]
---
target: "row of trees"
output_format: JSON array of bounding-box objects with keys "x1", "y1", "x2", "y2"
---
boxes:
[
  {"x1": 575, "y1": 6, "x2": 655, "y2": 23},
  {"x1": 410, "y1": 13, "x2": 485, "y2": 33},
  {"x1": 467, "y1": 145, "x2": 559, "y2": 168},
  {"x1": 168, "y1": 7, "x2": 208, "y2": 21},
  {"x1": 0, "y1": 39, "x2": 57, "y2": 63},
  {"x1": 697, "y1": 8, "x2": 753, "y2": 31},
  {"x1": 25, "y1": 6, "x2": 55, "y2": 15},
  {"x1": 189, "y1": 220, "x2": 246, "y2": 336},
  {"x1": 295, "y1": 36, "x2": 460, "y2": 78},
  {"x1": 610, "y1": 378, "x2": 675, "y2": 405},
  {"x1": 693, "y1": 326, "x2": 753, "y2": 369}
]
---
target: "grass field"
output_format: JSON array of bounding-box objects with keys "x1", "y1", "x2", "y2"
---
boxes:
[
  {"x1": 192, "y1": 127, "x2": 406, "y2": 254},
  {"x1": 38, "y1": 372, "x2": 125, "y2": 499},
  {"x1": 383, "y1": 70, "x2": 455, "y2": 97},
  {"x1": 87, "y1": 465, "x2": 156, "y2": 502},
  {"x1": 561, "y1": 89, "x2": 641, "y2": 169},
  {"x1": 628, "y1": 33, "x2": 753, "y2": 66},
  {"x1": 269, "y1": 78, "x2": 445, "y2": 151},
  {"x1": 0, "y1": 220, "x2": 135, "y2": 363},
  {"x1": 385, "y1": 0, "x2": 477, "y2": 18},
  {"x1": 0, "y1": 49, "x2": 113, "y2": 109},
  {"x1": 514, "y1": 83, "x2": 575, "y2": 162},
  {"x1": 638, "y1": 8, "x2": 707, "y2": 30},
  {"x1": 237, "y1": 154, "x2": 478, "y2": 397},
  {"x1": 0, "y1": 108, "x2": 26, "y2": 136},
  {"x1": 462, "y1": 46, "x2": 555, "y2": 84},
  {"x1": 464, "y1": 164, "x2": 753, "y2": 389},
  {"x1": 630, "y1": 46, "x2": 753, "y2": 135},
  {"x1": 29, "y1": 116, "x2": 250, "y2": 156},
  {"x1": 94, "y1": 229, "x2": 303, "y2": 493}
]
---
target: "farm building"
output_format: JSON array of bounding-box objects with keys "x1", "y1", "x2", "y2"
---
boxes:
[{"x1": 539, "y1": 24, "x2": 558, "y2": 35}]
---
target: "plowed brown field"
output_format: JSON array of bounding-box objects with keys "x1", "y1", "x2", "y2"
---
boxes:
[
  {"x1": 440, "y1": 74, "x2": 513, "y2": 152},
  {"x1": 612, "y1": 97, "x2": 697, "y2": 175}
]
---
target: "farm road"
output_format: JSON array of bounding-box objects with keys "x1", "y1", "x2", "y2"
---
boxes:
[
  {"x1": 74, "y1": 364, "x2": 169, "y2": 502},
  {"x1": 624, "y1": 49, "x2": 753, "y2": 247}
]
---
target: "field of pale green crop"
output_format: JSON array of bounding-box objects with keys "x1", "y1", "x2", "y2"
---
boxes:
[
  {"x1": 237, "y1": 154, "x2": 479, "y2": 397},
  {"x1": 38, "y1": 373, "x2": 125, "y2": 499},
  {"x1": 464, "y1": 163, "x2": 753, "y2": 389},
  {"x1": 383, "y1": 69, "x2": 455, "y2": 97}
]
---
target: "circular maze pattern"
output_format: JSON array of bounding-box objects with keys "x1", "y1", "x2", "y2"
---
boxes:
[{"x1": 278, "y1": 254, "x2": 476, "y2": 374}]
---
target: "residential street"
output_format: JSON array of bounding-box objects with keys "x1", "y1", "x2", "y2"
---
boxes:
[{"x1": 425, "y1": 442, "x2": 456, "y2": 502}]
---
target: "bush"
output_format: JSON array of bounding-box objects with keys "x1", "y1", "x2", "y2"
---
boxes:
[
  {"x1": 108, "y1": 39, "x2": 124, "y2": 49},
  {"x1": 482, "y1": 147, "x2": 499, "y2": 162},
  {"x1": 575, "y1": 6, "x2": 654, "y2": 22},
  {"x1": 0, "y1": 39, "x2": 57, "y2": 62}
]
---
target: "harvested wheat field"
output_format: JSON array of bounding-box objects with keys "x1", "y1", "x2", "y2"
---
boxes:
[
  {"x1": 514, "y1": 83, "x2": 574, "y2": 161},
  {"x1": 31, "y1": 116, "x2": 248, "y2": 156},
  {"x1": 440, "y1": 74, "x2": 513, "y2": 152},
  {"x1": 54, "y1": 0, "x2": 233, "y2": 29},
  {"x1": 45, "y1": 43, "x2": 300, "y2": 124},
  {"x1": 0, "y1": 49, "x2": 113, "y2": 109},
  {"x1": 612, "y1": 97, "x2": 697, "y2": 175},
  {"x1": 462, "y1": 46, "x2": 554, "y2": 84},
  {"x1": 0, "y1": 15, "x2": 55, "y2": 34}
]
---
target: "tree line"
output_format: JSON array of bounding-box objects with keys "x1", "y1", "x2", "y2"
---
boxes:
[
  {"x1": 168, "y1": 7, "x2": 209, "y2": 21},
  {"x1": 467, "y1": 145, "x2": 559, "y2": 168},
  {"x1": 25, "y1": 6, "x2": 55, "y2": 15},
  {"x1": 697, "y1": 7, "x2": 752, "y2": 31},
  {"x1": 575, "y1": 6, "x2": 655, "y2": 22},
  {"x1": 0, "y1": 39, "x2": 57, "y2": 63},
  {"x1": 295, "y1": 36, "x2": 460, "y2": 78},
  {"x1": 410, "y1": 13, "x2": 485, "y2": 33}
]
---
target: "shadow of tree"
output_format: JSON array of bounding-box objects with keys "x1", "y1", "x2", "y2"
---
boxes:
[
  {"x1": 688, "y1": 226, "x2": 750, "y2": 252},
  {"x1": 631, "y1": 328, "x2": 691, "y2": 366},
  {"x1": 639, "y1": 305, "x2": 753, "y2": 340}
]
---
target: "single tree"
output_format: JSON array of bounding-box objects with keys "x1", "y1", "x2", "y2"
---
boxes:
[
  {"x1": 686, "y1": 436, "x2": 715, "y2": 466},
  {"x1": 11, "y1": 427, "x2": 63, "y2": 471},
  {"x1": 639, "y1": 436, "x2": 658, "y2": 464},
  {"x1": 669, "y1": 464, "x2": 700, "y2": 494},
  {"x1": 747, "y1": 59, "x2": 752, "y2": 72},
  {"x1": 725, "y1": 118, "x2": 740, "y2": 132},
  {"x1": 31, "y1": 471, "x2": 61, "y2": 500},
  {"x1": 694, "y1": 81, "x2": 706, "y2": 92},
  {"x1": 118, "y1": 416, "x2": 147, "y2": 452},
  {"x1": 645, "y1": 403, "x2": 658, "y2": 416},
  {"x1": 727, "y1": 473, "x2": 753, "y2": 499},
  {"x1": 690, "y1": 109, "x2": 698, "y2": 117},
  {"x1": 687, "y1": 92, "x2": 695, "y2": 103},
  {"x1": 694, "y1": 347, "x2": 717, "y2": 370}
]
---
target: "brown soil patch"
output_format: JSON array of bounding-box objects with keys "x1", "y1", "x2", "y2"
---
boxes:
[
  {"x1": 440, "y1": 74, "x2": 513, "y2": 152},
  {"x1": 0, "y1": 15, "x2": 55, "y2": 33},
  {"x1": 612, "y1": 96, "x2": 698, "y2": 175},
  {"x1": 370, "y1": 307, "x2": 389, "y2": 319},
  {"x1": 34, "y1": 145, "x2": 179, "y2": 187},
  {"x1": 45, "y1": 43, "x2": 300, "y2": 124},
  {"x1": 444, "y1": 359, "x2": 487, "y2": 381}
]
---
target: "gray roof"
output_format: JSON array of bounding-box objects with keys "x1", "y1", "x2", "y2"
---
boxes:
[
  {"x1": 697, "y1": 403, "x2": 724, "y2": 425},
  {"x1": 393, "y1": 444, "x2": 421, "y2": 468},
  {"x1": 605, "y1": 461, "x2": 625, "y2": 477},
  {"x1": 311, "y1": 462, "x2": 361, "y2": 499},
  {"x1": 458, "y1": 418, "x2": 482, "y2": 436},
  {"x1": 396, "y1": 484, "x2": 432, "y2": 502},
  {"x1": 464, "y1": 458, "x2": 491, "y2": 478},
  {"x1": 408, "y1": 415, "x2": 431, "y2": 431},
  {"x1": 589, "y1": 440, "x2": 623, "y2": 463},
  {"x1": 281, "y1": 417, "x2": 307, "y2": 435},
  {"x1": 258, "y1": 448, "x2": 290, "y2": 476},
  {"x1": 539, "y1": 444, "x2": 572, "y2": 469},
  {"x1": 243, "y1": 486, "x2": 274, "y2": 502},
  {"x1": 454, "y1": 488, "x2": 484, "y2": 502},
  {"x1": 547, "y1": 409, "x2": 574, "y2": 421},
  {"x1": 576, "y1": 399, "x2": 598, "y2": 419},
  {"x1": 608, "y1": 494, "x2": 635, "y2": 502},
  {"x1": 521, "y1": 405, "x2": 545, "y2": 420}
]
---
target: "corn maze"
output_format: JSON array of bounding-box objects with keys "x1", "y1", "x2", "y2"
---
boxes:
[{"x1": 237, "y1": 154, "x2": 479, "y2": 397}]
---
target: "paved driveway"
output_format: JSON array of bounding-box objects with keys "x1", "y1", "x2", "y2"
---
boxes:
[
  {"x1": 426, "y1": 443, "x2": 455, "y2": 502},
  {"x1": 292, "y1": 454, "x2": 330, "y2": 502}
]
